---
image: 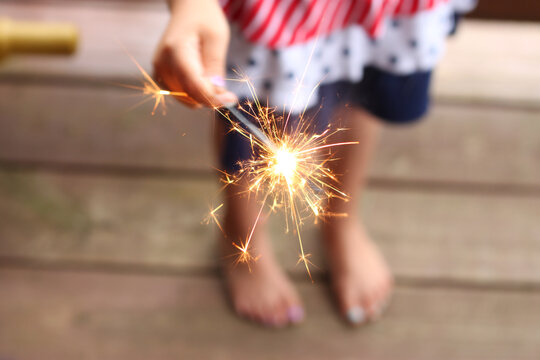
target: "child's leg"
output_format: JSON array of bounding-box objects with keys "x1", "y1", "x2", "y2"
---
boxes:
[
  {"x1": 322, "y1": 105, "x2": 394, "y2": 325},
  {"x1": 216, "y1": 121, "x2": 304, "y2": 328}
]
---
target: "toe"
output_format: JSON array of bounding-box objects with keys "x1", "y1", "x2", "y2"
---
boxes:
[
  {"x1": 236, "y1": 301, "x2": 268, "y2": 327},
  {"x1": 254, "y1": 309, "x2": 272, "y2": 327},
  {"x1": 258, "y1": 302, "x2": 280, "y2": 327},
  {"x1": 372, "y1": 297, "x2": 390, "y2": 319},
  {"x1": 272, "y1": 300, "x2": 291, "y2": 327},
  {"x1": 286, "y1": 304, "x2": 305, "y2": 325},
  {"x1": 234, "y1": 301, "x2": 250, "y2": 320},
  {"x1": 266, "y1": 303, "x2": 287, "y2": 328},
  {"x1": 265, "y1": 314, "x2": 282, "y2": 328},
  {"x1": 364, "y1": 293, "x2": 383, "y2": 320},
  {"x1": 346, "y1": 305, "x2": 367, "y2": 325},
  {"x1": 374, "y1": 278, "x2": 394, "y2": 310},
  {"x1": 337, "y1": 284, "x2": 366, "y2": 325},
  {"x1": 281, "y1": 285, "x2": 304, "y2": 325},
  {"x1": 367, "y1": 283, "x2": 393, "y2": 320},
  {"x1": 341, "y1": 291, "x2": 368, "y2": 325}
]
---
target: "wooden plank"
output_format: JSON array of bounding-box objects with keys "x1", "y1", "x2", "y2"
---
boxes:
[
  {"x1": 0, "y1": 83, "x2": 215, "y2": 172},
  {"x1": 1, "y1": 170, "x2": 539, "y2": 284},
  {"x1": 1, "y1": 2, "x2": 540, "y2": 107},
  {"x1": 469, "y1": 0, "x2": 540, "y2": 22},
  {"x1": 0, "y1": 1, "x2": 168, "y2": 80},
  {"x1": 434, "y1": 21, "x2": 540, "y2": 108},
  {"x1": 0, "y1": 268, "x2": 539, "y2": 360},
  {"x1": 374, "y1": 103, "x2": 540, "y2": 187},
  {"x1": 2, "y1": 83, "x2": 540, "y2": 186}
]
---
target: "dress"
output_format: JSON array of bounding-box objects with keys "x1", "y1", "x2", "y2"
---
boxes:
[{"x1": 218, "y1": 0, "x2": 477, "y2": 171}]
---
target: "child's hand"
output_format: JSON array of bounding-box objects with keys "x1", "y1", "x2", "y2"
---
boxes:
[{"x1": 153, "y1": 0, "x2": 237, "y2": 108}]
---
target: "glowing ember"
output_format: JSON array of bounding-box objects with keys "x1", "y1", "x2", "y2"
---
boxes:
[
  {"x1": 273, "y1": 147, "x2": 298, "y2": 184},
  {"x1": 120, "y1": 53, "x2": 189, "y2": 115}
]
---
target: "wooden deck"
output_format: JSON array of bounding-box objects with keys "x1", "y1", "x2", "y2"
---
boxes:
[{"x1": 1, "y1": 2, "x2": 540, "y2": 359}]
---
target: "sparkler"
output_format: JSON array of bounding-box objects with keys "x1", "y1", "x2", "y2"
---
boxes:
[
  {"x1": 213, "y1": 89, "x2": 358, "y2": 280},
  {"x1": 123, "y1": 55, "x2": 358, "y2": 281}
]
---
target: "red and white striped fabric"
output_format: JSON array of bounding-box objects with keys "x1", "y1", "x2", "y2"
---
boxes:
[{"x1": 219, "y1": 0, "x2": 451, "y2": 48}]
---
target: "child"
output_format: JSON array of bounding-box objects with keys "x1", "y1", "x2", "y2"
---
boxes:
[{"x1": 153, "y1": 0, "x2": 476, "y2": 327}]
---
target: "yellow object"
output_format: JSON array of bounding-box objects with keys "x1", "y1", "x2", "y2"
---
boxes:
[{"x1": 0, "y1": 18, "x2": 78, "y2": 59}]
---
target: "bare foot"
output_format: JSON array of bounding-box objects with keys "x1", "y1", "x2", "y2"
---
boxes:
[
  {"x1": 220, "y1": 197, "x2": 304, "y2": 328},
  {"x1": 322, "y1": 216, "x2": 394, "y2": 325}
]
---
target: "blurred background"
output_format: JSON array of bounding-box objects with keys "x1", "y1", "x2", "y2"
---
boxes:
[{"x1": 0, "y1": 0, "x2": 539, "y2": 359}]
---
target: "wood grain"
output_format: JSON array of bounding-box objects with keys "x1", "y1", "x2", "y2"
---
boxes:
[
  {"x1": 434, "y1": 21, "x2": 540, "y2": 108},
  {"x1": 2, "y1": 83, "x2": 539, "y2": 186},
  {"x1": 1, "y1": 2, "x2": 539, "y2": 358},
  {"x1": 0, "y1": 83, "x2": 216, "y2": 172},
  {"x1": 1, "y1": 170, "x2": 539, "y2": 284},
  {"x1": 1, "y1": 268, "x2": 539, "y2": 360}
]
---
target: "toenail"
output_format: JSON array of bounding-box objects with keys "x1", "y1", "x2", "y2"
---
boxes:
[
  {"x1": 287, "y1": 306, "x2": 305, "y2": 324},
  {"x1": 346, "y1": 306, "x2": 366, "y2": 324}
]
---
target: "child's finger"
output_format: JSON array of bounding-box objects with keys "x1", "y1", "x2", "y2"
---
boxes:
[
  {"x1": 200, "y1": 29, "x2": 238, "y2": 106},
  {"x1": 201, "y1": 31, "x2": 227, "y2": 75},
  {"x1": 168, "y1": 45, "x2": 223, "y2": 107},
  {"x1": 155, "y1": 62, "x2": 202, "y2": 108},
  {"x1": 153, "y1": 36, "x2": 235, "y2": 108},
  {"x1": 154, "y1": 42, "x2": 209, "y2": 106},
  {"x1": 210, "y1": 79, "x2": 238, "y2": 106}
]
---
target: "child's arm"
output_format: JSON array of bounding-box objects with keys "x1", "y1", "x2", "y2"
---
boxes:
[{"x1": 153, "y1": 0, "x2": 237, "y2": 108}]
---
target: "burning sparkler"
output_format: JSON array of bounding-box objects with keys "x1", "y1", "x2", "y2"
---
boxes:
[
  {"x1": 123, "y1": 55, "x2": 357, "y2": 281},
  {"x1": 212, "y1": 85, "x2": 358, "y2": 280}
]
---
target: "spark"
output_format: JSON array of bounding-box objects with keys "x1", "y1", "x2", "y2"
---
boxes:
[
  {"x1": 231, "y1": 240, "x2": 261, "y2": 272},
  {"x1": 296, "y1": 253, "x2": 318, "y2": 282},
  {"x1": 203, "y1": 203, "x2": 225, "y2": 236},
  {"x1": 229, "y1": 197, "x2": 267, "y2": 270},
  {"x1": 119, "y1": 53, "x2": 190, "y2": 115},
  {"x1": 212, "y1": 77, "x2": 358, "y2": 281}
]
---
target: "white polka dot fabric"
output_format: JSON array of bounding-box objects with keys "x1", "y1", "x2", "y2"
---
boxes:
[{"x1": 226, "y1": 0, "x2": 476, "y2": 113}]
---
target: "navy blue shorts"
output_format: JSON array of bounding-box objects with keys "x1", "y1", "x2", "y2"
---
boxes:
[{"x1": 220, "y1": 66, "x2": 432, "y2": 173}]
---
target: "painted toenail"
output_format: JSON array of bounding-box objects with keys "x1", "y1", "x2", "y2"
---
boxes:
[
  {"x1": 287, "y1": 306, "x2": 305, "y2": 324},
  {"x1": 346, "y1": 306, "x2": 366, "y2": 324}
]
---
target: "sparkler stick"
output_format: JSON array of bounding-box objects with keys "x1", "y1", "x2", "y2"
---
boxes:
[{"x1": 223, "y1": 103, "x2": 276, "y2": 151}]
